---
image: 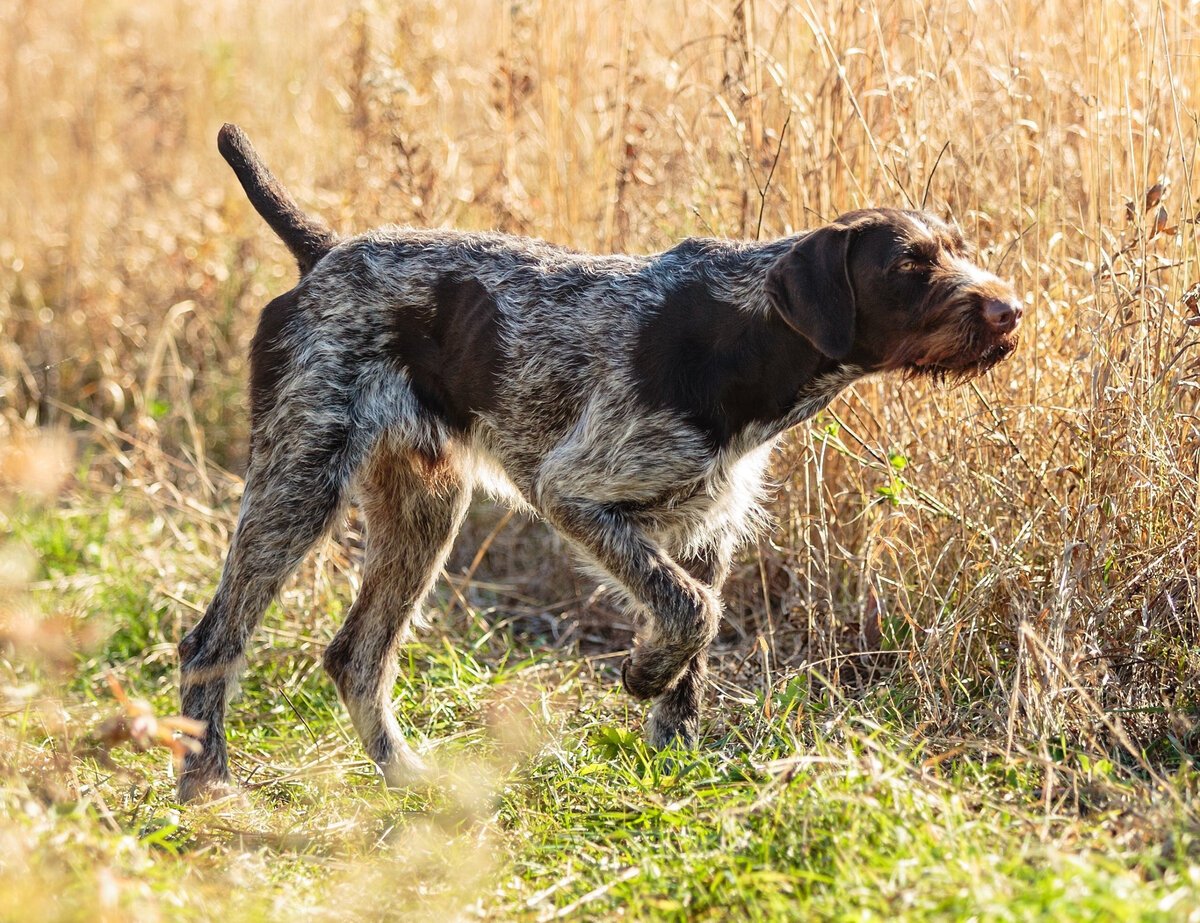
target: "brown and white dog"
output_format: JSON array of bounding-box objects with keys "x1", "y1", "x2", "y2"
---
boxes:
[{"x1": 177, "y1": 124, "x2": 1022, "y2": 800}]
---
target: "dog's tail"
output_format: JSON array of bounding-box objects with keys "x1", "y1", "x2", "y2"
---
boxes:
[{"x1": 217, "y1": 123, "x2": 339, "y2": 276}]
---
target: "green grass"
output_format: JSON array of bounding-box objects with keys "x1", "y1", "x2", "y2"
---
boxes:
[{"x1": 3, "y1": 489, "x2": 1199, "y2": 922}]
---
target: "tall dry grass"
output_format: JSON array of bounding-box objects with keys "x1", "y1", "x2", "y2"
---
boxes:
[{"x1": 3, "y1": 0, "x2": 1199, "y2": 761}]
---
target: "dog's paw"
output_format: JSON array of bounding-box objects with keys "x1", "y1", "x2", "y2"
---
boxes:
[
  {"x1": 621, "y1": 652, "x2": 687, "y2": 700},
  {"x1": 643, "y1": 707, "x2": 699, "y2": 751},
  {"x1": 176, "y1": 772, "x2": 237, "y2": 805},
  {"x1": 378, "y1": 742, "x2": 432, "y2": 791}
]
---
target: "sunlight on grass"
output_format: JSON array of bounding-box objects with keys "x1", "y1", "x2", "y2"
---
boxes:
[{"x1": 4, "y1": 0, "x2": 1200, "y2": 918}]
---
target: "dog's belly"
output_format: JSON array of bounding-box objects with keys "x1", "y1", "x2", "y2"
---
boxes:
[
  {"x1": 459, "y1": 435, "x2": 531, "y2": 511},
  {"x1": 460, "y1": 426, "x2": 772, "y2": 559}
]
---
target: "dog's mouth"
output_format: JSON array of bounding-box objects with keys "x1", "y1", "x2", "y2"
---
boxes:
[
  {"x1": 901, "y1": 329, "x2": 1019, "y2": 384},
  {"x1": 886, "y1": 283, "x2": 1023, "y2": 384}
]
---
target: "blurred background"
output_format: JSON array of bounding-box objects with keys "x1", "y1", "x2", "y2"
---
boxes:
[
  {"x1": 6, "y1": 0, "x2": 1200, "y2": 752},
  {"x1": 6, "y1": 0, "x2": 1200, "y2": 721},
  {"x1": 3, "y1": 0, "x2": 1200, "y2": 915}
]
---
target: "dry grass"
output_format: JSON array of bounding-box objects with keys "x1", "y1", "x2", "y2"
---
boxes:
[{"x1": 3, "y1": 0, "x2": 1200, "y2": 918}]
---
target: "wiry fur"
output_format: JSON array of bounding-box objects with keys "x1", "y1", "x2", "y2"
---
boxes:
[{"x1": 177, "y1": 125, "x2": 1023, "y2": 800}]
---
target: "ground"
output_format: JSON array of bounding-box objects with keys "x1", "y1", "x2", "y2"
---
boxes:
[
  {"x1": 6, "y1": 0, "x2": 1200, "y2": 918},
  {"x1": 3, "y1": 461, "x2": 1199, "y2": 921}
]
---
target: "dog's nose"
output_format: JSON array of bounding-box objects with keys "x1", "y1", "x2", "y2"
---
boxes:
[{"x1": 982, "y1": 297, "x2": 1023, "y2": 333}]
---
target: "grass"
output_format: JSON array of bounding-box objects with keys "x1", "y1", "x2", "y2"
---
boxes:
[
  {"x1": 4, "y1": 0, "x2": 1200, "y2": 918},
  {"x1": 4, "y1": 451, "x2": 1200, "y2": 920}
]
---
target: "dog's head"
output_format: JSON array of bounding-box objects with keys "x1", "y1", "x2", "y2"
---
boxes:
[{"x1": 764, "y1": 208, "x2": 1022, "y2": 381}]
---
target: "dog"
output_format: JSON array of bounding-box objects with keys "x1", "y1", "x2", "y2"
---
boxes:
[{"x1": 176, "y1": 123, "x2": 1022, "y2": 801}]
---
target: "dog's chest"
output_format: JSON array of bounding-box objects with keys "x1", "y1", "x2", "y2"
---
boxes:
[{"x1": 637, "y1": 442, "x2": 774, "y2": 542}]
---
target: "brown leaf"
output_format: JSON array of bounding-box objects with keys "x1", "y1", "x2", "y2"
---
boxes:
[
  {"x1": 1150, "y1": 205, "x2": 1169, "y2": 237},
  {"x1": 1145, "y1": 181, "x2": 1166, "y2": 211},
  {"x1": 97, "y1": 674, "x2": 206, "y2": 768},
  {"x1": 1181, "y1": 283, "x2": 1200, "y2": 324}
]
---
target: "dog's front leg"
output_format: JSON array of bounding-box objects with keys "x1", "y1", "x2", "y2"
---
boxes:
[
  {"x1": 642, "y1": 536, "x2": 735, "y2": 748},
  {"x1": 538, "y1": 494, "x2": 721, "y2": 702}
]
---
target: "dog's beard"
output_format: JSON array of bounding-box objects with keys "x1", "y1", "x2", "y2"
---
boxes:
[
  {"x1": 903, "y1": 335, "x2": 1018, "y2": 384},
  {"x1": 891, "y1": 293, "x2": 1020, "y2": 385},
  {"x1": 902, "y1": 326, "x2": 1017, "y2": 381}
]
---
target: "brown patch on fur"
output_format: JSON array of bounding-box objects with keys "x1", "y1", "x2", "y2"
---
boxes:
[
  {"x1": 389, "y1": 276, "x2": 505, "y2": 431},
  {"x1": 405, "y1": 444, "x2": 462, "y2": 493},
  {"x1": 248, "y1": 288, "x2": 301, "y2": 429}
]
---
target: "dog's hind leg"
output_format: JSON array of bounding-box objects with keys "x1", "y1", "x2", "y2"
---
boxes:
[
  {"x1": 177, "y1": 410, "x2": 367, "y2": 802},
  {"x1": 323, "y1": 443, "x2": 470, "y2": 788}
]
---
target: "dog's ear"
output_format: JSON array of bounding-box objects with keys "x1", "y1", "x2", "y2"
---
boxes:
[{"x1": 765, "y1": 224, "x2": 858, "y2": 360}]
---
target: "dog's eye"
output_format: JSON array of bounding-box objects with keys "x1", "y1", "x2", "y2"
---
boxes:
[{"x1": 894, "y1": 258, "x2": 927, "y2": 273}]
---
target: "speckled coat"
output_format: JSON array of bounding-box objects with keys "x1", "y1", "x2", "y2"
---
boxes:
[{"x1": 176, "y1": 125, "x2": 1022, "y2": 800}]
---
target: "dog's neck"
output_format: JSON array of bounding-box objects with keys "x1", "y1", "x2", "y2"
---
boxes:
[
  {"x1": 632, "y1": 258, "x2": 861, "y2": 451},
  {"x1": 767, "y1": 363, "x2": 865, "y2": 438},
  {"x1": 712, "y1": 241, "x2": 869, "y2": 445}
]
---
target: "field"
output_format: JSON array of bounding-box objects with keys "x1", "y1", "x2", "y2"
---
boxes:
[{"x1": 4, "y1": 0, "x2": 1200, "y2": 919}]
